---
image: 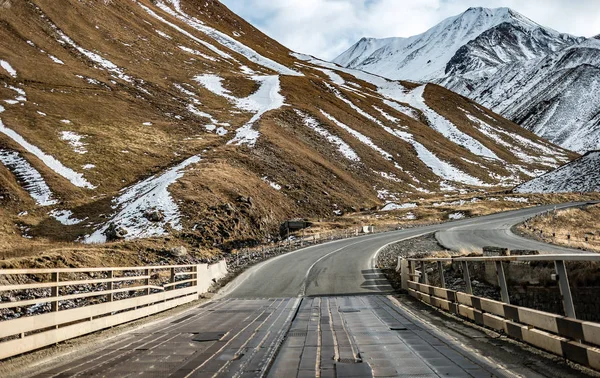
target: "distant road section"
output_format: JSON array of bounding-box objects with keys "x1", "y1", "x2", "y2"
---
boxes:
[{"x1": 435, "y1": 202, "x2": 596, "y2": 254}]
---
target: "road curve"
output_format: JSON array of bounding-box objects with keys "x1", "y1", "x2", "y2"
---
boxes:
[
  {"x1": 24, "y1": 202, "x2": 597, "y2": 378},
  {"x1": 221, "y1": 201, "x2": 594, "y2": 299}
]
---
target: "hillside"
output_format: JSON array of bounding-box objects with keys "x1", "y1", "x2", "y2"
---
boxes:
[
  {"x1": 0, "y1": 0, "x2": 574, "y2": 257},
  {"x1": 514, "y1": 151, "x2": 600, "y2": 193},
  {"x1": 335, "y1": 7, "x2": 599, "y2": 153}
]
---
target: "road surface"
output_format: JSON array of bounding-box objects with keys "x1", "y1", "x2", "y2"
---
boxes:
[{"x1": 23, "y1": 202, "x2": 596, "y2": 377}]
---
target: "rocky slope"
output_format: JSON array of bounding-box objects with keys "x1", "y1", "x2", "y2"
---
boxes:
[
  {"x1": 514, "y1": 151, "x2": 600, "y2": 193},
  {"x1": 335, "y1": 7, "x2": 599, "y2": 153},
  {"x1": 0, "y1": 0, "x2": 574, "y2": 256}
]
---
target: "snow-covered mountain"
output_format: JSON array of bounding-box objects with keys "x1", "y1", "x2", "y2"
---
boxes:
[
  {"x1": 514, "y1": 151, "x2": 600, "y2": 193},
  {"x1": 334, "y1": 7, "x2": 579, "y2": 81},
  {"x1": 334, "y1": 7, "x2": 600, "y2": 153},
  {"x1": 0, "y1": 0, "x2": 575, "y2": 252}
]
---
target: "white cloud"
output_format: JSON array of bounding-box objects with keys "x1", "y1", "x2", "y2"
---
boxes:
[{"x1": 220, "y1": 0, "x2": 600, "y2": 60}]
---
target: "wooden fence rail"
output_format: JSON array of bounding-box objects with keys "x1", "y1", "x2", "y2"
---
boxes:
[{"x1": 0, "y1": 260, "x2": 227, "y2": 360}]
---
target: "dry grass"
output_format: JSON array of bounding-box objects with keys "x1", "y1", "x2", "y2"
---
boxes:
[{"x1": 518, "y1": 204, "x2": 600, "y2": 253}]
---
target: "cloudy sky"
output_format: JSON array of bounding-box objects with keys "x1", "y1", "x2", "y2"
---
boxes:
[{"x1": 220, "y1": 0, "x2": 600, "y2": 60}]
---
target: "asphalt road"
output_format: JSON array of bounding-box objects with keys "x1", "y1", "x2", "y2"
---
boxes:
[
  {"x1": 24, "y1": 202, "x2": 597, "y2": 378},
  {"x1": 221, "y1": 201, "x2": 593, "y2": 299}
]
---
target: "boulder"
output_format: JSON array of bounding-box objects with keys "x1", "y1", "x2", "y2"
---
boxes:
[
  {"x1": 104, "y1": 223, "x2": 128, "y2": 241},
  {"x1": 144, "y1": 209, "x2": 164, "y2": 222},
  {"x1": 170, "y1": 246, "x2": 188, "y2": 257}
]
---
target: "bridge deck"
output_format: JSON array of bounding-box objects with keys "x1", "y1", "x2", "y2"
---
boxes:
[{"x1": 31, "y1": 296, "x2": 504, "y2": 378}]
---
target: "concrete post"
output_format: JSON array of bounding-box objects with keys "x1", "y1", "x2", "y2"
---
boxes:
[
  {"x1": 461, "y1": 261, "x2": 473, "y2": 295},
  {"x1": 554, "y1": 260, "x2": 576, "y2": 319},
  {"x1": 437, "y1": 261, "x2": 446, "y2": 289},
  {"x1": 400, "y1": 258, "x2": 409, "y2": 291},
  {"x1": 495, "y1": 261, "x2": 510, "y2": 304}
]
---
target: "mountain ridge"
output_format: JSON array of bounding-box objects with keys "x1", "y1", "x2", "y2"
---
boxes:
[{"x1": 333, "y1": 7, "x2": 598, "y2": 153}]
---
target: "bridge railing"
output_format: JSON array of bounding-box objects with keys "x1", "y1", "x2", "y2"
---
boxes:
[
  {"x1": 398, "y1": 254, "x2": 600, "y2": 370},
  {"x1": 0, "y1": 260, "x2": 227, "y2": 360}
]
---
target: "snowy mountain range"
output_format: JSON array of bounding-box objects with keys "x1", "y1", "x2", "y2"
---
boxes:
[
  {"x1": 334, "y1": 7, "x2": 599, "y2": 153},
  {"x1": 0, "y1": 0, "x2": 574, "y2": 251}
]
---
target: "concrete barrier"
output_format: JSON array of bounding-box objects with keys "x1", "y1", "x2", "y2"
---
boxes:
[{"x1": 407, "y1": 279, "x2": 600, "y2": 370}]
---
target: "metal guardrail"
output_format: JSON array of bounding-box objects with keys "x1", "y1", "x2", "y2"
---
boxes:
[
  {"x1": 0, "y1": 261, "x2": 227, "y2": 360},
  {"x1": 398, "y1": 254, "x2": 600, "y2": 370}
]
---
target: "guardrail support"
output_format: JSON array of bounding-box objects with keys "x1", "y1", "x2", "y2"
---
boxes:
[
  {"x1": 461, "y1": 261, "x2": 473, "y2": 294},
  {"x1": 495, "y1": 261, "x2": 510, "y2": 304},
  {"x1": 437, "y1": 261, "x2": 446, "y2": 289},
  {"x1": 554, "y1": 261, "x2": 576, "y2": 319}
]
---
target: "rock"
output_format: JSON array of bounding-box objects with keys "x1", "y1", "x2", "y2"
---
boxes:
[
  {"x1": 144, "y1": 209, "x2": 164, "y2": 222},
  {"x1": 221, "y1": 203, "x2": 235, "y2": 214},
  {"x1": 104, "y1": 223, "x2": 128, "y2": 241},
  {"x1": 170, "y1": 246, "x2": 188, "y2": 257}
]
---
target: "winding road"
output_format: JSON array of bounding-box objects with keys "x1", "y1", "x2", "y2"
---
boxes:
[{"x1": 24, "y1": 202, "x2": 596, "y2": 378}]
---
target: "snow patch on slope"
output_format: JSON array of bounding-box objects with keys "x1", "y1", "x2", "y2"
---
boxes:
[
  {"x1": 154, "y1": 1, "x2": 302, "y2": 76},
  {"x1": 296, "y1": 110, "x2": 360, "y2": 162},
  {"x1": 194, "y1": 74, "x2": 285, "y2": 147},
  {"x1": 85, "y1": 155, "x2": 202, "y2": 243},
  {"x1": 0, "y1": 60, "x2": 17, "y2": 78},
  {"x1": 0, "y1": 149, "x2": 58, "y2": 206},
  {"x1": 0, "y1": 120, "x2": 95, "y2": 189}
]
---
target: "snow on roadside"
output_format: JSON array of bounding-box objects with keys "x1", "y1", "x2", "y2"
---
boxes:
[
  {"x1": 0, "y1": 60, "x2": 17, "y2": 78},
  {"x1": 85, "y1": 155, "x2": 202, "y2": 243},
  {"x1": 0, "y1": 149, "x2": 58, "y2": 206},
  {"x1": 154, "y1": 1, "x2": 302, "y2": 76},
  {"x1": 449, "y1": 212, "x2": 466, "y2": 220},
  {"x1": 320, "y1": 110, "x2": 393, "y2": 160},
  {"x1": 0, "y1": 119, "x2": 95, "y2": 189},
  {"x1": 60, "y1": 131, "x2": 87, "y2": 154},
  {"x1": 195, "y1": 74, "x2": 285, "y2": 147},
  {"x1": 296, "y1": 110, "x2": 360, "y2": 162}
]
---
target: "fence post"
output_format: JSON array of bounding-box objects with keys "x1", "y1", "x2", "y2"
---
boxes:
[
  {"x1": 107, "y1": 270, "x2": 114, "y2": 302},
  {"x1": 495, "y1": 261, "x2": 510, "y2": 304},
  {"x1": 419, "y1": 261, "x2": 426, "y2": 284},
  {"x1": 554, "y1": 260, "x2": 576, "y2": 318},
  {"x1": 400, "y1": 258, "x2": 409, "y2": 290},
  {"x1": 51, "y1": 272, "x2": 59, "y2": 312},
  {"x1": 437, "y1": 261, "x2": 446, "y2": 289},
  {"x1": 145, "y1": 268, "x2": 151, "y2": 296},
  {"x1": 170, "y1": 268, "x2": 176, "y2": 291},
  {"x1": 461, "y1": 261, "x2": 473, "y2": 295}
]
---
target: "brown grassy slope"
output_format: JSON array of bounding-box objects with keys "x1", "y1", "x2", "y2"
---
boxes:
[
  {"x1": 518, "y1": 204, "x2": 600, "y2": 253},
  {"x1": 0, "y1": 0, "x2": 582, "y2": 261}
]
